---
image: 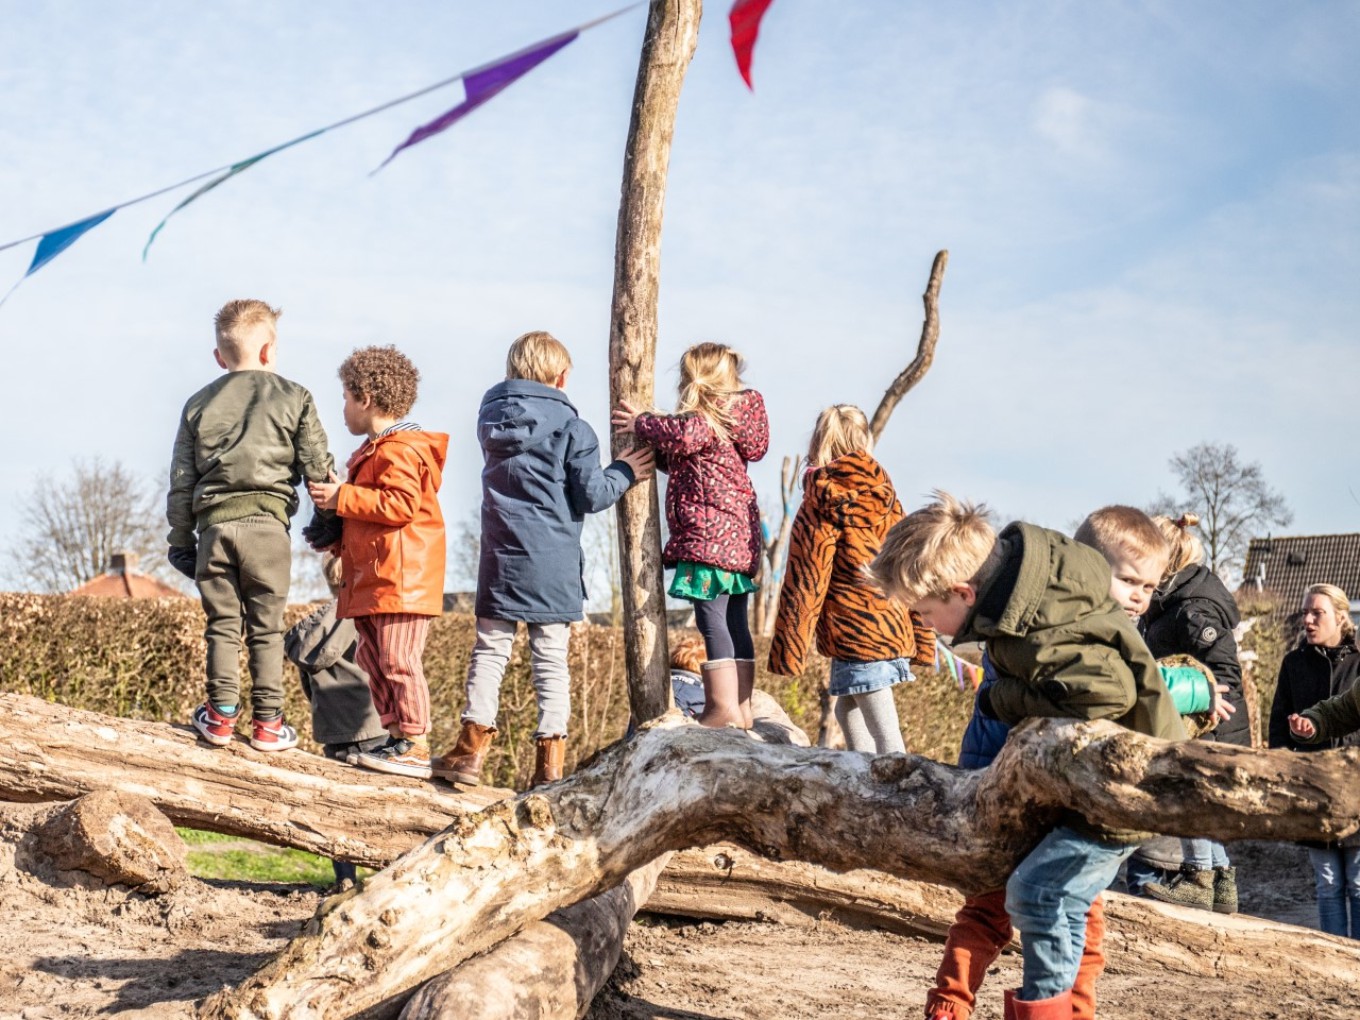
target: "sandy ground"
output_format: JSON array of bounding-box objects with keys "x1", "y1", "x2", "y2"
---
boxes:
[{"x1": 2, "y1": 801, "x2": 1356, "y2": 1020}]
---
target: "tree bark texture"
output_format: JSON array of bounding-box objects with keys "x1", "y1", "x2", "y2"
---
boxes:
[
  {"x1": 399, "y1": 855, "x2": 671, "y2": 1020},
  {"x1": 649, "y1": 845, "x2": 1360, "y2": 995},
  {"x1": 868, "y1": 250, "x2": 948, "y2": 442},
  {"x1": 608, "y1": 0, "x2": 704, "y2": 724},
  {"x1": 198, "y1": 713, "x2": 1360, "y2": 1019},
  {"x1": 0, "y1": 693, "x2": 504, "y2": 868}
]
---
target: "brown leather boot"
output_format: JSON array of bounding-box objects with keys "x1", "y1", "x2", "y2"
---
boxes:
[
  {"x1": 735, "y1": 658, "x2": 756, "y2": 729},
  {"x1": 698, "y1": 659, "x2": 744, "y2": 728},
  {"x1": 531, "y1": 735, "x2": 566, "y2": 787},
  {"x1": 431, "y1": 720, "x2": 497, "y2": 785}
]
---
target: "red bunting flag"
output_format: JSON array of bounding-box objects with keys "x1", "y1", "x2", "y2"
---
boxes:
[{"x1": 729, "y1": 0, "x2": 777, "y2": 89}]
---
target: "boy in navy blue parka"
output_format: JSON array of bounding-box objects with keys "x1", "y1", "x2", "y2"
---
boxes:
[{"x1": 433, "y1": 331, "x2": 652, "y2": 789}]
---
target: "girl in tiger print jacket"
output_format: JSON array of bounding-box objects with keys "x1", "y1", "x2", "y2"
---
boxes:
[{"x1": 768, "y1": 405, "x2": 935, "y2": 753}]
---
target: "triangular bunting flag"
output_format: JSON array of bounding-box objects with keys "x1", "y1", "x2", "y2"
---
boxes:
[
  {"x1": 375, "y1": 30, "x2": 578, "y2": 172},
  {"x1": 729, "y1": 0, "x2": 777, "y2": 89}
]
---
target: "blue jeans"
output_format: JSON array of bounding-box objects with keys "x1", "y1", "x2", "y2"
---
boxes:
[
  {"x1": 1184, "y1": 838, "x2": 1229, "y2": 870},
  {"x1": 1006, "y1": 825, "x2": 1134, "y2": 1001},
  {"x1": 1307, "y1": 845, "x2": 1360, "y2": 939}
]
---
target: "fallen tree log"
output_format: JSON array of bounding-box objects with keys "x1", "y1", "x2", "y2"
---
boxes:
[
  {"x1": 198, "y1": 712, "x2": 1360, "y2": 1019},
  {"x1": 400, "y1": 855, "x2": 672, "y2": 1020},
  {"x1": 647, "y1": 844, "x2": 1360, "y2": 995},
  {"x1": 0, "y1": 693, "x2": 504, "y2": 866}
]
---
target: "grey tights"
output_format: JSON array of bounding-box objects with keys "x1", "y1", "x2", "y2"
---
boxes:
[{"x1": 834, "y1": 688, "x2": 906, "y2": 754}]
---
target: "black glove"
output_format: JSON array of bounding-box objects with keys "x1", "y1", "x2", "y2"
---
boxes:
[
  {"x1": 168, "y1": 545, "x2": 197, "y2": 579},
  {"x1": 302, "y1": 509, "x2": 343, "y2": 551}
]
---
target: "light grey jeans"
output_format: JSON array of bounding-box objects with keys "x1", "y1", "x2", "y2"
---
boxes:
[{"x1": 463, "y1": 618, "x2": 572, "y2": 737}]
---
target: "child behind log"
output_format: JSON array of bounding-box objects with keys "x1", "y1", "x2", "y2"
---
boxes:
[
  {"x1": 284, "y1": 553, "x2": 388, "y2": 884},
  {"x1": 872, "y1": 496, "x2": 1190, "y2": 1020}
]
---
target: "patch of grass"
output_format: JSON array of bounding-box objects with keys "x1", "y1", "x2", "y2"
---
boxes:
[{"x1": 177, "y1": 827, "x2": 337, "y2": 887}]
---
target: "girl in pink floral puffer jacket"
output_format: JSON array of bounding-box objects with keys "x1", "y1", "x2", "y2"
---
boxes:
[{"x1": 613, "y1": 342, "x2": 769, "y2": 729}]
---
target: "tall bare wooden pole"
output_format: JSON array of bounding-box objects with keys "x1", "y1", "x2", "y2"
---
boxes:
[{"x1": 609, "y1": 0, "x2": 703, "y2": 722}]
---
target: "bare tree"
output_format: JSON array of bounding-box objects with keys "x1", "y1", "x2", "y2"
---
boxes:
[
  {"x1": 444, "y1": 511, "x2": 482, "y2": 594},
  {"x1": 1152, "y1": 442, "x2": 1293, "y2": 583},
  {"x1": 6, "y1": 459, "x2": 170, "y2": 593},
  {"x1": 582, "y1": 512, "x2": 623, "y2": 624}
]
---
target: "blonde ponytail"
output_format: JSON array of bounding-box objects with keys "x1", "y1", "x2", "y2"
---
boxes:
[
  {"x1": 1152, "y1": 512, "x2": 1205, "y2": 576},
  {"x1": 675, "y1": 342, "x2": 744, "y2": 443}
]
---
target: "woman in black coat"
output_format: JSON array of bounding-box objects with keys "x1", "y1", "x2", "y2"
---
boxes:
[
  {"x1": 1269, "y1": 583, "x2": 1360, "y2": 939},
  {"x1": 1127, "y1": 515, "x2": 1248, "y2": 912}
]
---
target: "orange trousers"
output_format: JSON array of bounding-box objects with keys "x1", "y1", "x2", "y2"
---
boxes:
[{"x1": 924, "y1": 889, "x2": 1106, "y2": 1020}]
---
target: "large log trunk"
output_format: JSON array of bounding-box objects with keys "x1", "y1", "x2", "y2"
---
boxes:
[
  {"x1": 198, "y1": 713, "x2": 1360, "y2": 1019},
  {"x1": 607, "y1": 0, "x2": 704, "y2": 723},
  {"x1": 400, "y1": 856, "x2": 671, "y2": 1020},
  {"x1": 648, "y1": 844, "x2": 1360, "y2": 994},
  {"x1": 0, "y1": 693, "x2": 504, "y2": 866}
]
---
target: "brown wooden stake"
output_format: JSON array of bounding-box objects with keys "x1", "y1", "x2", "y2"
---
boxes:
[
  {"x1": 868, "y1": 249, "x2": 949, "y2": 442},
  {"x1": 608, "y1": 0, "x2": 704, "y2": 723}
]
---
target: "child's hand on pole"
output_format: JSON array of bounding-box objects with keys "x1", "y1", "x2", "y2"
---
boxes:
[
  {"x1": 1288, "y1": 713, "x2": 1317, "y2": 740},
  {"x1": 617, "y1": 444, "x2": 655, "y2": 482},
  {"x1": 1210, "y1": 682, "x2": 1236, "y2": 724},
  {"x1": 611, "y1": 399, "x2": 640, "y2": 435},
  {"x1": 308, "y1": 471, "x2": 342, "y2": 511}
]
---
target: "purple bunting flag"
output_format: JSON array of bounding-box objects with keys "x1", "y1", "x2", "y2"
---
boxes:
[{"x1": 375, "y1": 30, "x2": 578, "y2": 172}]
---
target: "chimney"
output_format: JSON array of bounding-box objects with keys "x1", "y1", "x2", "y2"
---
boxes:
[{"x1": 109, "y1": 551, "x2": 138, "y2": 574}]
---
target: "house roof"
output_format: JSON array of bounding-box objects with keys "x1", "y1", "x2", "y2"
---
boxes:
[
  {"x1": 69, "y1": 552, "x2": 188, "y2": 599},
  {"x1": 1240, "y1": 532, "x2": 1360, "y2": 612}
]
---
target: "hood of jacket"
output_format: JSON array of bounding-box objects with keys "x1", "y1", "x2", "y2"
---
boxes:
[
  {"x1": 478, "y1": 380, "x2": 578, "y2": 457},
  {"x1": 961, "y1": 522, "x2": 1114, "y2": 642},
  {"x1": 804, "y1": 451, "x2": 898, "y2": 528},
  {"x1": 1152, "y1": 563, "x2": 1241, "y2": 628},
  {"x1": 348, "y1": 429, "x2": 448, "y2": 486}
]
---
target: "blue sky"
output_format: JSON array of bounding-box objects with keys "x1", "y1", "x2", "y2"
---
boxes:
[{"x1": 1, "y1": 1, "x2": 1357, "y2": 591}]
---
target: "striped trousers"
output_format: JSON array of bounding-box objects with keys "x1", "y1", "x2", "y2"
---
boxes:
[{"x1": 354, "y1": 613, "x2": 433, "y2": 736}]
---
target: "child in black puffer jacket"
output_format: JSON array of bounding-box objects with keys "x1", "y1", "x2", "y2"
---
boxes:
[{"x1": 1127, "y1": 512, "x2": 1248, "y2": 913}]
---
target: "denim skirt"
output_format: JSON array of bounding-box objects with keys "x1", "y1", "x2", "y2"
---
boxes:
[{"x1": 829, "y1": 656, "x2": 915, "y2": 697}]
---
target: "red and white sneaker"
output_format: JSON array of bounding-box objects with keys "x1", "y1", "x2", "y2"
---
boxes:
[
  {"x1": 192, "y1": 702, "x2": 240, "y2": 746},
  {"x1": 250, "y1": 716, "x2": 299, "y2": 752}
]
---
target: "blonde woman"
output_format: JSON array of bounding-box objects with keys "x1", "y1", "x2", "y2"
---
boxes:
[
  {"x1": 613, "y1": 342, "x2": 769, "y2": 728},
  {"x1": 1270, "y1": 583, "x2": 1360, "y2": 939}
]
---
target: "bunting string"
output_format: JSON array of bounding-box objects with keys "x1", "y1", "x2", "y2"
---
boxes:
[
  {"x1": 0, "y1": 3, "x2": 643, "y2": 306},
  {"x1": 935, "y1": 641, "x2": 984, "y2": 692}
]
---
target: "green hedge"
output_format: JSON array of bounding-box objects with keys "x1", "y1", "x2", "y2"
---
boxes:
[{"x1": 0, "y1": 593, "x2": 977, "y2": 789}]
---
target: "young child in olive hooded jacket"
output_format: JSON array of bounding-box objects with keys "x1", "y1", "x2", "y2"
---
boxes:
[{"x1": 871, "y1": 492, "x2": 1186, "y2": 1020}]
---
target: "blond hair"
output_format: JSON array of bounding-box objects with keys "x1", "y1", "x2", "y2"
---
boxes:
[
  {"x1": 1152, "y1": 513, "x2": 1206, "y2": 576},
  {"x1": 675, "y1": 342, "x2": 743, "y2": 443},
  {"x1": 806, "y1": 404, "x2": 873, "y2": 471},
  {"x1": 1075, "y1": 506, "x2": 1169, "y2": 571},
  {"x1": 1303, "y1": 583, "x2": 1356, "y2": 641},
  {"x1": 869, "y1": 490, "x2": 996, "y2": 605},
  {"x1": 214, "y1": 299, "x2": 280, "y2": 366},
  {"x1": 506, "y1": 331, "x2": 572, "y2": 384}
]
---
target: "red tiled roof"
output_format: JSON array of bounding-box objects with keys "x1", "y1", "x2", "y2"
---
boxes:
[
  {"x1": 1240, "y1": 533, "x2": 1360, "y2": 613},
  {"x1": 70, "y1": 571, "x2": 188, "y2": 599}
]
